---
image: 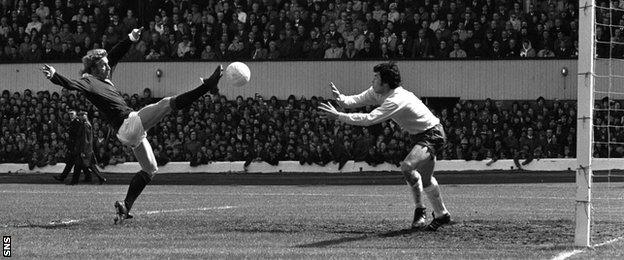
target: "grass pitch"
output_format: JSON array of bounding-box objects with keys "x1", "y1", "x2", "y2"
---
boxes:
[{"x1": 1, "y1": 181, "x2": 623, "y2": 259}]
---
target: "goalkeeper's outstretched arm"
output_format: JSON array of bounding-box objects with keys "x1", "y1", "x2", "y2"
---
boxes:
[
  {"x1": 330, "y1": 82, "x2": 377, "y2": 108},
  {"x1": 107, "y1": 27, "x2": 144, "y2": 71},
  {"x1": 319, "y1": 99, "x2": 399, "y2": 126},
  {"x1": 41, "y1": 64, "x2": 91, "y2": 92}
]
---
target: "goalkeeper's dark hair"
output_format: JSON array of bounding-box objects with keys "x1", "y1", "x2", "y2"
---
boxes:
[
  {"x1": 80, "y1": 49, "x2": 108, "y2": 75},
  {"x1": 373, "y1": 61, "x2": 401, "y2": 89}
]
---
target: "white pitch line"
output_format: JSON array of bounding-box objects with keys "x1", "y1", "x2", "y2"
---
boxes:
[
  {"x1": 45, "y1": 219, "x2": 85, "y2": 226},
  {"x1": 11, "y1": 218, "x2": 87, "y2": 228},
  {"x1": 4, "y1": 206, "x2": 237, "y2": 228},
  {"x1": 551, "y1": 236, "x2": 624, "y2": 260},
  {"x1": 552, "y1": 249, "x2": 584, "y2": 260},
  {"x1": 593, "y1": 236, "x2": 624, "y2": 248},
  {"x1": 142, "y1": 206, "x2": 237, "y2": 215},
  {"x1": 56, "y1": 219, "x2": 81, "y2": 225}
]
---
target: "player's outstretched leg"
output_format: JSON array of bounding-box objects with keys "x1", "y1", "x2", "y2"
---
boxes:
[
  {"x1": 170, "y1": 65, "x2": 222, "y2": 111},
  {"x1": 114, "y1": 65, "x2": 223, "y2": 224},
  {"x1": 134, "y1": 65, "x2": 222, "y2": 132}
]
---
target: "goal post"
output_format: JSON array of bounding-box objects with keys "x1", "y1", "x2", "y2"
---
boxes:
[{"x1": 575, "y1": 0, "x2": 594, "y2": 248}]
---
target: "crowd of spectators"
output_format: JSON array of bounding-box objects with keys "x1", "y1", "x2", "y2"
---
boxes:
[
  {"x1": 5, "y1": 87, "x2": 619, "y2": 171},
  {"x1": 0, "y1": 0, "x2": 585, "y2": 62}
]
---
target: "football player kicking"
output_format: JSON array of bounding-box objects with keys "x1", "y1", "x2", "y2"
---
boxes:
[
  {"x1": 41, "y1": 27, "x2": 223, "y2": 224},
  {"x1": 319, "y1": 62, "x2": 451, "y2": 231}
]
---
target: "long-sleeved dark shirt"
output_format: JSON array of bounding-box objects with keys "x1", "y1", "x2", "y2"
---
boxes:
[
  {"x1": 67, "y1": 118, "x2": 81, "y2": 152},
  {"x1": 77, "y1": 120, "x2": 94, "y2": 158},
  {"x1": 48, "y1": 36, "x2": 135, "y2": 130}
]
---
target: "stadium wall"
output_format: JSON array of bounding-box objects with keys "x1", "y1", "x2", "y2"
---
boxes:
[
  {"x1": 0, "y1": 159, "x2": 588, "y2": 174},
  {"x1": 0, "y1": 60, "x2": 577, "y2": 100},
  {"x1": 5, "y1": 158, "x2": 624, "y2": 174}
]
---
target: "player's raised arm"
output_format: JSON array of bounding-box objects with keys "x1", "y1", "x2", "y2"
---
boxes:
[
  {"x1": 331, "y1": 82, "x2": 377, "y2": 108},
  {"x1": 107, "y1": 27, "x2": 143, "y2": 68},
  {"x1": 41, "y1": 64, "x2": 90, "y2": 92},
  {"x1": 320, "y1": 99, "x2": 399, "y2": 126}
]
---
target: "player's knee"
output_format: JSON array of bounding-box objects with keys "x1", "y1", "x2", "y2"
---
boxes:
[
  {"x1": 137, "y1": 169, "x2": 154, "y2": 182},
  {"x1": 404, "y1": 172, "x2": 421, "y2": 186},
  {"x1": 143, "y1": 165, "x2": 158, "y2": 179},
  {"x1": 401, "y1": 161, "x2": 422, "y2": 186},
  {"x1": 402, "y1": 160, "x2": 427, "y2": 173},
  {"x1": 150, "y1": 165, "x2": 158, "y2": 176}
]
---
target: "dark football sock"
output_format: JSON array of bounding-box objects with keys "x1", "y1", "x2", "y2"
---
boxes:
[
  {"x1": 171, "y1": 65, "x2": 222, "y2": 110},
  {"x1": 124, "y1": 170, "x2": 152, "y2": 212}
]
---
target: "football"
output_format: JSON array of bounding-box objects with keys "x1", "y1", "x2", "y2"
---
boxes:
[{"x1": 224, "y1": 62, "x2": 251, "y2": 87}]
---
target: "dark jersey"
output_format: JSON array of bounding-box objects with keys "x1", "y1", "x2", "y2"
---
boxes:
[{"x1": 49, "y1": 35, "x2": 135, "y2": 130}]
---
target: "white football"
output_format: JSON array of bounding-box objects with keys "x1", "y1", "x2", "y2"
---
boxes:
[{"x1": 224, "y1": 62, "x2": 251, "y2": 87}]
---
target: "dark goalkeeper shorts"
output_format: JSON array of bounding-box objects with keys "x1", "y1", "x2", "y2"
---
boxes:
[{"x1": 410, "y1": 124, "x2": 446, "y2": 159}]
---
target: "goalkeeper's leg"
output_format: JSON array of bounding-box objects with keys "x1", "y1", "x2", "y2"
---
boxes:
[
  {"x1": 402, "y1": 144, "x2": 450, "y2": 231},
  {"x1": 401, "y1": 162, "x2": 427, "y2": 229}
]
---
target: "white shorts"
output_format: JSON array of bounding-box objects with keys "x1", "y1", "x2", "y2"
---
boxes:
[{"x1": 116, "y1": 111, "x2": 147, "y2": 148}]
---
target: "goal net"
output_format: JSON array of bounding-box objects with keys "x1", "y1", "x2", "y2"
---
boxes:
[{"x1": 576, "y1": 0, "x2": 624, "y2": 247}]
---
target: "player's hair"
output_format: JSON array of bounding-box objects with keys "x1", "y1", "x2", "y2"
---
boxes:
[
  {"x1": 373, "y1": 61, "x2": 401, "y2": 89},
  {"x1": 80, "y1": 49, "x2": 108, "y2": 75}
]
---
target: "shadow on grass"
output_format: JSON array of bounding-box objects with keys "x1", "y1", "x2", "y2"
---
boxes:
[{"x1": 297, "y1": 228, "x2": 421, "y2": 248}]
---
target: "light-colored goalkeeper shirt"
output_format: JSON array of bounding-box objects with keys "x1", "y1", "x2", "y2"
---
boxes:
[{"x1": 336, "y1": 86, "x2": 440, "y2": 134}]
